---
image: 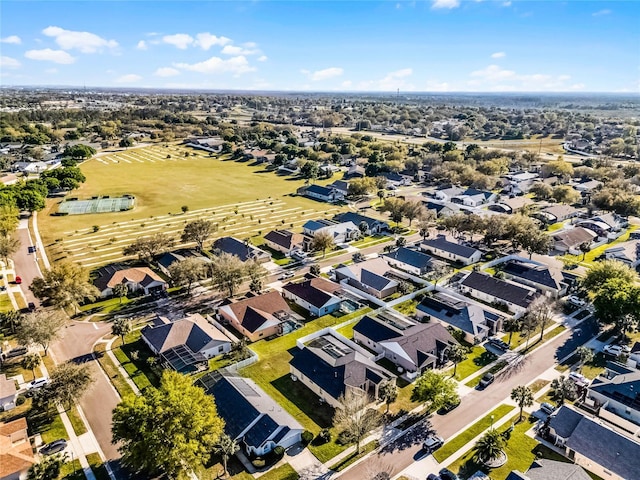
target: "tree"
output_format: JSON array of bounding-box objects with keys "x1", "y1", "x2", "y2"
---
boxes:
[
  {"x1": 379, "y1": 381, "x2": 398, "y2": 413},
  {"x1": 246, "y1": 260, "x2": 267, "y2": 294},
  {"x1": 209, "y1": 252, "x2": 245, "y2": 296},
  {"x1": 181, "y1": 219, "x2": 216, "y2": 251},
  {"x1": 550, "y1": 375, "x2": 577, "y2": 405},
  {"x1": 511, "y1": 385, "x2": 534, "y2": 421},
  {"x1": 48, "y1": 361, "x2": 94, "y2": 411},
  {"x1": 0, "y1": 234, "x2": 20, "y2": 264},
  {"x1": 16, "y1": 188, "x2": 45, "y2": 212},
  {"x1": 447, "y1": 344, "x2": 468, "y2": 377},
  {"x1": 395, "y1": 236, "x2": 406, "y2": 248},
  {"x1": 427, "y1": 262, "x2": 452, "y2": 287},
  {"x1": 181, "y1": 205, "x2": 189, "y2": 214},
  {"x1": 358, "y1": 221, "x2": 369, "y2": 236},
  {"x1": 333, "y1": 390, "x2": 381, "y2": 454},
  {"x1": 0, "y1": 204, "x2": 19, "y2": 237},
  {"x1": 552, "y1": 185, "x2": 581, "y2": 205},
  {"x1": 27, "y1": 454, "x2": 65, "y2": 480},
  {"x1": 381, "y1": 198, "x2": 406, "y2": 227},
  {"x1": 30, "y1": 262, "x2": 99, "y2": 314},
  {"x1": 123, "y1": 233, "x2": 174, "y2": 262},
  {"x1": 300, "y1": 161, "x2": 319, "y2": 180},
  {"x1": 22, "y1": 352, "x2": 41, "y2": 380},
  {"x1": 310, "y1": 231, "x2": 336, "y2": 258},
  {"x1": 377, "y1": 190, "x2": 385, "y2": 204},
  {"x1": 541, "y1": 158, "x2": 574, "y2": 181},
  {"x1": 119, "y1": 137, "x2": 135, "y2": 149},
  {"x1": 168, "y1": 257, "x2": 207, "y2": 293},
  {"x1": 410, "y1": 370, "x2": 459, "y2": 411},
  {"x1": 309, "y1": 264, "x2": 321, "y2": 276},
  {"x1": 581, "y1": 260, "x2": 638, "y2": 292},
  {"x1": 592, "y1": 278, "x2": 640, "y2": 334},
  {"x1": 579, "y1": 242, "x2": 591, "y2": 261},
  {"x1": 576, "y1": 346, "x2": 594, "y2": 373},
  {"x1": 111, "y1": 317, "x2": 132, "y2": 344},
  {"x1": 502, "y1": 318, "x2": 521, "y2": 347},
  {"x1": 417, "y1": 211, "x2": 436, "y2": 240},
  {"x1": 214, "y1": 434, "x2": 239, "y2": 478},
  {"x1": 529, "y1": 182, "x2": 553, "y2": 200},
  {"x1": 63, "y1": 144, "x2": 96, "y2": 160},
  {"x1": 473, "y1": 429, "x2": 505, "y2": 464},
  {"x1": 518, "y1": 229, "x2": 551, "y2": 259},
  {"x1": 113, "y1": 371, "x2": 224, "y2": 478},
  {"x1": 526, "y1": 296, "x2": 556, "y2": 344},
  {"x1": 482, "y1": 215, "x2": 506, "y2": 246},
  {"x1": 112, "y1": 283, "x2": 128, "y2": 304},
  {"x1": 16, "y1": 310, "x2": 66, "y2": 356},
  {"x1": 402, "y1": 201, "x2": 426, "y2": 227},
  {"x1": 0, "y1": 310, "x2": 22, "y2": 334}
]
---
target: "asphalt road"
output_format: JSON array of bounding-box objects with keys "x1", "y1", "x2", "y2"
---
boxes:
[
  {"x1": 13, "y1": 218, "x2": 41, "y2": 306},
  {"x1": 337, "y1": 321, "x2": 597, "y2": 480}
]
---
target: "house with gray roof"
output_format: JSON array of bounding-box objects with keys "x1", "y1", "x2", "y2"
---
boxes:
[
  {"x1": 333, "y1": 212, "x2": 389, "y2": 235},
  {"x1": 552, "y1": 227, "x2": 597, "y2": 254},
  {"x1": 604, "y1": 239, "x2": 640, "y2": 268},
  {"x1": 334, "y1": 257, "x2": 399, "y2": 298},
  {"x1": 302, "y1": 219, "x2": 360, "y2": 244},
  {"x1": 507, "y1": 459, "x2": 591, "y2": 480},
  {"x1": 585, "y1": 366, "x2": 640, "y2": 434},
  {"x1": 420, "y1": 235, "x2": 481, "y2": 266},
  {"x1": 539, "y1": 205, "x2": 580, "y2": 223},
  {"x1": 459, "y1": 271, "x2": 537, "y2": 315},
  {"x1": 352, "y1": 310, "x2": 458, "y2": 379},
  {"x1": 416, "y1": 291, "x2": 505, "y2": 344},
  {"x1": 263, "y1": 229, "x2": 305, "y2": 256},
  {"x1": 282, "y1": 277, "x2": 345, "y2": 317},
  {"x1": 197, "y1": 372, "x2": 303, "y2": 456},
  {"x1": 434, "y1": 186, "x2": 465, "y2": 202},
  {"x1": 156, "y1": 249, "x2": 211, "y2": 277},
  {"x1": 213, "y1": 237, "x2": 270, "y2": 263},
  {"x1": 452, "y1": 188, "x2": 497, "y2": 207},
  {"x1": 382, "y1": 247, "x2": 433, "y2": 276},
  {"x1": 298, "y1": 184, "x2": 345, "y2": 203},
  {"x1": 546, "y1": 406, "x2": 640, "y2": 480},
  {"x1": 0, "y1": 374, "x2": 17, "y2": 412},
  {"x1": 501, "y1": 260, "x2": 568, "y2": 298}
]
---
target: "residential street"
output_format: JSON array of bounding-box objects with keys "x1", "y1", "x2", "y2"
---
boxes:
[
  {"x1": 13, "y1": 218, "x2": 41, "y2": 306},
  {"x1": 337, "y1": 319, "x2": 599, "y2": 480}
]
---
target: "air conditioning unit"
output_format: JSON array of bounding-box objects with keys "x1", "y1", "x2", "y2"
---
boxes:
[{"x1": 290, "y1": 374, "x2": 298, "y2": 382}]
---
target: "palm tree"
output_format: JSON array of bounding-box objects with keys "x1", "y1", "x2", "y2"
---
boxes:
[
  {"x1": 447, "y1": 345, "x2": 468, "y2": 377},
  {"x1": 22, "y1": 353, "x2": 41, "y2": 381},
  {"x1": 576, "y1": 346, "x2": 594, "y2": 373},
  {"x1": 473, "y1": 429, "x2": 505, "y2": 464},
  {"x1": 502, "y1": 318, "x2": 521, "y2": 347},
  {"x1": 0, "y1": 310, "x2": 22, "y2": 334},
  {"x1": 111, "y1": 317, "x2": 132, "y2": 345},
  {"x1": 379, "y1": 381, "x2": 398, "y2": 413},
  {"x1": 214, "y1": 433, "x2": 239, "y2": 477},
  {"x1": 510, "y1": 385, "x2": 534, "y2": 421},
  {"x1": 550, "y1": 376, "x2": 577, "y2": 405}
]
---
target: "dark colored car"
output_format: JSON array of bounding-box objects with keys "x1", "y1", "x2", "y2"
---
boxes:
[
  {"x1": 427, "y1": 474, "x2": 441, "y2": 480},
  {"x1": 1, "y1": 346, "x2": 28, "y2": 360},
  {"x1": 439, "y1": 468, "x2": 461, "y2": 480},
  {"x1": 40, "y1": 439, "x2": 67, "y2": 456},
  {"x1": 488, "y1": 337, "x2": 510, "y2": 350},
  {"x1": 27, "y1": 302, "x2": 36, "y2": 311},
  {"x1": 478, "y1": 372, "x2": 495, "y2": 389}
]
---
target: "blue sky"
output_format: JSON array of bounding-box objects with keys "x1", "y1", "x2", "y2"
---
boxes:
[{"x1": 1, "y1": 1, "x2": 638, "y2": 92}]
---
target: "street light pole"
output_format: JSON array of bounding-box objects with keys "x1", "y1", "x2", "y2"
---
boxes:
[{"x1": 490, "y1": 415, "x2": 494, "y2": 430}]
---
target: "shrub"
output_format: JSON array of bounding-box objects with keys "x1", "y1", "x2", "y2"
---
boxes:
[
  {"x1": 319, "y1": 428, "x2": 331, "y2": 443},
  {"x1": 92, "y1": 225, "x2": 100, "y2": 232},
  {"x1": 16, "y1": 395, "x2": 26, "y2": 406},
  {"x1": 301, "y1": 430, "x2": 314, "y2": 445},
  {"x1": 273, "y1": 446, "x2": 285, "y2": 460},
  {"x1": 251, "y1": 459, "x2": 265, "y2": 469}
]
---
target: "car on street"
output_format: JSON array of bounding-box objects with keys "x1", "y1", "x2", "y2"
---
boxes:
[
  {"x1": 39, "y1": 439, "x2": 67, "y2": 456},
  {"x1": 439, "y1": 468, "x2": 461, "y2": 480},
  {"x1": 487, "y1": 337, "x2": 510, "y2": 351},
  {"x1": 427, "y1": 475, "x2": 441, "y2": 480},
  {"x1": 14, "y1": 276, "x2": 22, "y2": 284},
  {"x1": 478, "y1": 372, "x2": 495, "y2": 389},
  {"x1": 26, "y1": 377, "x2": 49, "y2": 392},
  {"x1": 423, "y1": 434, "x2": 444, "y2": 452},
  {"x1": 1, "y1": 346, "x2": 28, "y2": 360},
  {"x1": 603, "y1": 344, "x2": 630, "y2": 357},
  {"x1": 567, "y1": 295, "x2": 586, "y2": 307},
  {"x1": 540, "y1": 402, "x2": 556, "y2": 415},
  {"x1": 568, "y1": 371, "x2": 589, "y2": 387},
  {"x1": 278, "y1": 271, "x2": 295, "y2": 280},
  {"x1": 27, "y1": 302, "x2": 36, "y2": 311}
]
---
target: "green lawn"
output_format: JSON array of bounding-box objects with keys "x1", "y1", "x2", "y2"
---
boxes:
[
  {"x1": 0, "y1": 293, "x2": 13, "y2": 312},
  {"x1": 253, "y1": 464, "x2": 299, "y2": 480},
  {"x1": 393, "y1": 298, "x2": 419, "y2": 316},
  {"x1": 351, "y1": 235, "x2": 393, "y2": 249},
  {"x1": 241, "y1": 307, "x2": 371, "y2": 464},
  {"x1": 446, "y1": 346, "x2": 496, "y2": 382},
  {"x1": 329, "y1": 440, "x2": 379, "y2": 472},
  {"x1": 529, "y1": 379, "x2": 550, "y2": 396},
  {"x1": 112, "y1": 330, "x2": 160, "y2": 390},
  {"x1": 433, "y1": 404, "x2": 515, "y2": 463},
  {"x1": 39, "y1": 411, "x2": 68, "y2": 444},
  {"x1": 547, "y1": 221, "x2": 565, "y2": 232},
  {"x1": 67, "y1": 405, "x2": 87, "y2": 436},
  {"x1": 93, "y1": 342, "x2": 135, "y2": 398},
  {"x1": 86, "y1": 453, "x2": 111, "y2": 480}
]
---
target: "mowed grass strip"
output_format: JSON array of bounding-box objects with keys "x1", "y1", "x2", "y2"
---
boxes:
[{"x1": 432, "y1": 404, "x2": 515, "y2": 463}]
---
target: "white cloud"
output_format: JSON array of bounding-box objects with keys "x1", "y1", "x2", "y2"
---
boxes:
[
  {"x1": 221, "y1": 44, "x2": 260, "y2": 56},
  {"x1": 162, "y1": 33, "x2": 194, "y2": 49},
  {"x1": 25, "y1": 49, "x2": 76, "y2": 64},
  {"x1": 115, "y1": 74, "x2": 142, "y2": 83},
  {"x1": 45, "y1": 68, "x2": 58, "y2": 74},
  {"x1": 257, "y1": 55, "x2": 268, "y2": 62},
  {"x1": 195, "y1": 33, "x2": 231, "y2": 50},
  {"x1": 569, "y1": 83, "x2": 585, "y2": 91},
  {"x1": 0, "y1": 56, "x2": 21, "y2": 69},
  {"x1": 491, "y1": 52, "x2": 506, "y2": 59},
  {"x1": 136, "y1": 40, "x2": 148, "y2": 50},
  {"x1": 342, "y1": 80, "x2": 352, "y2": 88},
  {"x1": 432, "y1": 0, "x2": 460, "y2": 9},
  {"x1": 302, "y1": 67, "x2": 344, "y2": 81},
  {"x1": 502, "y1": 1, "x2": 512, "y2": 6},
  {"x1": 154, "y1": 67, "x2": 180, "y2": 77},
  {"x1": 468, "y1": 64, "x2": 581, "y2": 91},
  {"x1": 174, "y1": 55, "x2": 255, "y2": 75},
  {"x1": 42, "y1": 26, "x2": 118, "y2": 53},
  {"x1": 592, "y1": 9, "x2": 611, "y2": 16},
  {"x1": 470, "y1": 64, "x2": 516, "y2": 81},
  {"x1": 1, "y1": 36, "x2": 21, "y2": 45},
  {"x1": 357, "y1": 68, "x2": 414, "y2": 91}
]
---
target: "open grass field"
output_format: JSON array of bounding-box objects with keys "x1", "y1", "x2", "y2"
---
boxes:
[{"x1": 40, "y1": 143, "x2": 347, "y2": 267}]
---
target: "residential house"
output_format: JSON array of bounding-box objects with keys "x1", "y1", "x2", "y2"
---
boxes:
[
  {"x1": 298, "y1": 184, "x2": 345, "y2": 203},
  {"x1": 92, "y1": 264, "x2": 167, "y2": 298},
  {"x1": 282, "y1": 277, "x2": 344, "y2": 317},
  {"x1": 538, "y1": 205, "x2": 580, "y2": 224},
  {"x1": 459, "y1": 271, "x2": 537, "y2": 315},
  {"x1": 289, "y1": 330, "x2": 395, "y2": 408},
  {"x1": 382, "y1": 247, "x2": 433, "y2": 276},
  {"x1": 592, "y1": 213, "x2": 628, "y2": 232},
  {"x1": 0, "y1": 418, "x2": 36, "y2": 480},
  {"x1": 353, "y1": 311, "x2": 458, "y2": 378},
  {"x1": 0, "y1": 374, "x2": 17, "y2": 412},
  {"x1": 12, "y1": 161, "x2": 48, "y2": 174},
  {"x1": 546, "y1": 406, "x2": 640, "y2": 480},
  {"x1": 382, "y1": 171, "x2": 412, "y2": 187},
  {"x1": 576, "y1": 219, "x2": 614, "y2": 238},
  {"x1": 327, "y1": 180, "x2": 350, "y2": 197},
  {"x1": 218, "y1": 291, "x2": 303, "y2": 342},
  {"x1": 604, "y1": 240, "x2": 640, "y2": 268},
  {"x1": 434, "y1": 186, "x2": 464, "y2": 202},
  {"x1": 552, "y1": 227, "x2": 597, "y2": 253},
  {"x1": 184, "y1": 137, "x2": 224, "y2": 153},
  {"x1": 423, "y1": 201, "x2": 459, "y2": 218},
  {"x1": 420, "y1": 235, "x2": 482, "y2": 266},
  {"x1": 141, "y1": 314, "x2": 234, "y2": 373},
  {"x1": 506, "y1": 459, "x2": 591, "y2": 480},
  {"x1": 263, "y1": 229, "x2": 305, "y2": 256},
  {"x1": 452, "y1": 188, "x2": 497, "y2": 207},
  {"x1": 334, "y1": 257, "x2": 399, "y2": 299},
  {"x1": 501, "y1": 260, "x2": 568, "y2": 298},
  {"x1": 345, "y1": 164, "x2": 365, "y2": 178},
  {"x1": 490, "y1": 196, "x2": 534, "y2": 214},
  {"x1": 156, "y1": 249, "x2": 211, "y2": 277},
  {"x1": 302, "y1": 219, "x2": 360, "y2": 244},
  {"x1": 416, "y1": 292, "x2": 505, "y2": 344},
  {"x1": 333, "y1": 212, "x2": 389, "y2": 235},
  {"x1": 503, "y1": 172, "x2": 539, "y2": 196},
  {"x1": 212, "y1": 237, "x2": 271, "y2": 263},
  {"x1": 574, "y1": 179, "x2": 602, "y2": 194},
  {"x1": 197, "y1": 372, "x2": 303, "y2": 456}
]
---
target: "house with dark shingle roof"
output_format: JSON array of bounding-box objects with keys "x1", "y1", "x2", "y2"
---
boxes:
[
  {"x1": 282, "y1": 277, "x2": 344, "y2": 317},
  {"x1": 334, "y1": 257, "x2": 398, "y2": 298},
  {"x1": 382, "y1": 247, "x2": 433, "y2": 276},
  {"x1": 506, "y1": 459, "x2": 591, "y2": 480},
  {"x1": 302, "y1": 219, "x2": 360, "y2": 244},
  {"x1": 586, "y1": 367, "x2": 640, "y2": 430},
  {"x1": 327, "y1": 180, "x2": 350, "y2": 197},
  {"x1": 92, "y1": 264, "x2": 167, "y2": 298},
  {"x1": 0, "y1": 417, "x2": 36, "y2": 480},
  {"x1": 197, "y1": 372, "x2": 303, "y2": 457},
  {"x1": 420, "y1": 235, "x2": 481, "y2": 266},
  {"x1": 452, "y1": 188, "x2": 497, "y2": 207},
  {"x1": 353, "y1": 310, "x2": 458, "y2": 379},
  {"x1": 298, "y1": 184, "x2": 345, "y2": 203},
  {"x1": 263, "y1": 229, "x2": 305, "y2": 256},
  {"x1": 546, "y1": 406, "x2": 640, "y2": 480},
  {"x1": 604, "y1": 239, "x2": 640, "y2": 268},
  {"x1": 212, "y1": 237, "x2": 271, "y2": 263},
  {"x1": 156, "y1": 249, "x2": 211, "y2": 277},
  {"x1": 218, "y1": 291, "x2": 303, "y2": 342},
  {"x1": 502, "y1": 260, "x2": 568, "y2": 298},
  {"x1": 416, "y1": 292, "x2": 505, "y2": 344},
  {"x1": 333, "y1": 212, "x2": 389, "y2": 235},
  {"x1": 460, "y1": 271, "x2": 537, "y2": 315},
  {"x1": 289, "y1": 330, "x2": 394, "y2": 408}
]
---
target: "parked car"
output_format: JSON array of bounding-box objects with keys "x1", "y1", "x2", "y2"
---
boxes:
[
  {"x1": 427, "y1": 475, "x2": 442, "y2": 480},
  {"x1": 567, "y1": 295, "x2": 586, "y2": 307},
  {"x1": 568, "y1": 371, "x2": 589, "y2": 387},
  {"x1": 488, "y1": 337, "x2": 510, "y2": 351},
  {"x1": 26, "y1": 377, "x2": 49, "y2": 392},
  {"x1": 478, "y1": 372, "x2": 495, "y2": 389},
  {"x1": 278, "y1": 271, "x2": 295, "y2": 280},
  {"x1": 14, "y1": 276, "x2": 22, "y2": 284},
  {"x1": 1, "y1": 346, "x2": 28, "y2": 360},
  {"x1": 603, "y1": 344, "x2": 630, "y2": 357},
  {"x1": 423, "y1": 434, "x2": 444, "y2": 452},
  {"x1": 27, "y1": 302, "x2": 36, "y2": 312},
  {"x1": 540, "y1": 402, "x2": 556, "y2": 415},
  {"x1": 439, "y1": 468, "x2": 461, "y2": 480},
  {"x1": 40, "y1": 439, "x2": 67, "y2": 456}
]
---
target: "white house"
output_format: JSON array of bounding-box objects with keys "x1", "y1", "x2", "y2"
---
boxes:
[
  {"x1": 282, "y1": 277, "x2": 344, "y2": 317},
  {"x1": 93, "y1": 265, "x2": 167, "y2": 298},
  {"x1": 0, "y1": 374, "x2": 17, "y2": 412},
  {"x1": 382, "y1": 247, "x2": 433, "y2": 276},
  {"x1": 302, "y1": 219, "x2": 360, "y2": 244},
  {"x1": 604, "y1": 240, "x2": 640, "y2": 268},
  {"x1": 459, "y1": 271, "x2": 537, "y2": 315},
  {"x1": 420, "y1": 235, "x2": 482, "y2": 266}
]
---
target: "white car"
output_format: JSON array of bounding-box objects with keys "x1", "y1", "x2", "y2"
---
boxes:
[
  {"x1": 603, "y1": 344, "x2": 630, "y2": 357},
  {"x1": 568, "y1": 372, "x2": 589, "y2": 386},
  {"x1": 567, "y1": 295, "x2": 586, "y2": 307},
  {"x1": 278, "y1": 271, "x2": 295, "y2": 281},
  {"x1": 26, "y1": 377, "x2": 49, "y2": 391}
]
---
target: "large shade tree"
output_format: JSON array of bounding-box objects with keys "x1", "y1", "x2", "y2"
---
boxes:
[
  {"x1": 30, "y1": 262, "x2": 99, "y2": 314},
  {"x1": 15, "y1": 310, "x2": 66, "y2": 356},
  {"x1": 410, "y1": 370, "x2": 459, "y2": 411},
  {"x1": 333, "y1": 390, "x2": 381, "y2": 454}
]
